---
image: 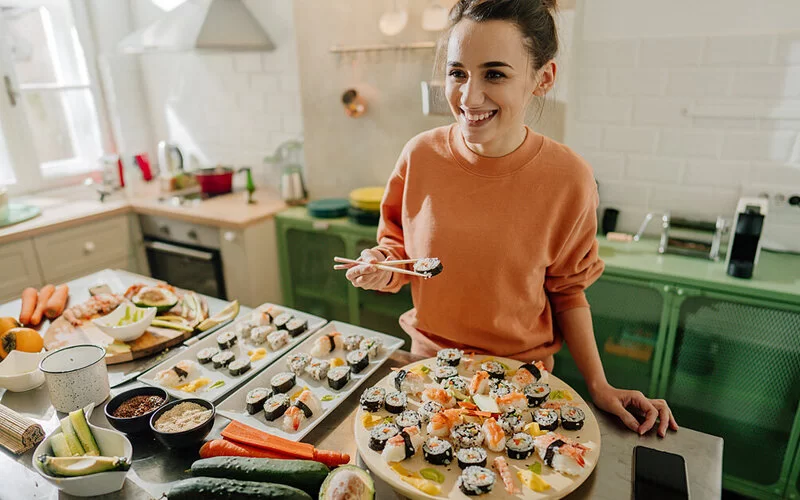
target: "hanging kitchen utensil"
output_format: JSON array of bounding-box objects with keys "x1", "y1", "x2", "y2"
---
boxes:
[
  {"x1": 421, "y1": 0, "x2": 449, "y2": 31},
  {"x1": 379, "y1": 0, "x2": 408, "y2": 36},
  {"x1": 342, "y1": 89, "x2": 367, "y2": 118}
]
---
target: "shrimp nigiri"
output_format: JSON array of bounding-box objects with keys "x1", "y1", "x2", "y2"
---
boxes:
[
  {"x1": 482, "y1": 417, "x2": 506, "y2": 452},
  {"x1": 497, "y1": 392, "x2": 527, "y2": 413},
  {"x1": 426, "y1": 408, "x2": 464, "y2": 437},
  {"x1": 422, "y1": 387, "x2": 456, "y2": 408},
  {"x1": 282, "y1": 390, "x2": 320, "y2": 431},
  {"x1": 382, "y1": 426, "x2": 423, "y2": 463},
  {"x1": 533, "y1": 432, "x2": 588, "y2": 476},
  {"x1": 469, "y1": 370, "x2": 490, "y2": 396}
]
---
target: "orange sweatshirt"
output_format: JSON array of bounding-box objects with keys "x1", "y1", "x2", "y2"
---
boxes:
[{"x1": 375, "y1": 124, "x2": 604, "y2": 362}]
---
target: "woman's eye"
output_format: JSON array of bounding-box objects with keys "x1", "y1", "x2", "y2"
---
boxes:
[
  {"x1": 486, "y1": 70, "x2": 506, "y2": 80},
  {"x1": 448, "y1": 69, "x2": 466, "y2": 79}
]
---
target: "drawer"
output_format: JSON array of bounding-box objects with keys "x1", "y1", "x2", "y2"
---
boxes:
[
  {"x1": 33, "y1": 216, "x2": 130, "y2": 283},
  {"x1": 0, "y1": 239, "x2": 43, "y2": 302}
]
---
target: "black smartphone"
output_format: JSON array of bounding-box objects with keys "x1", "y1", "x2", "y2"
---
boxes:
[{"x1": 633, "y1": 446, "x2": 689, "y2": 500}]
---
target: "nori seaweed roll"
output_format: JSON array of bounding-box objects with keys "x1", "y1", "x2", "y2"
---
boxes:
[
  {"x1": 273, "y1": 313, "x2": 293, "y2": 330},
  {"x1": 368, "y1": 423, "x2": 399, "y2": 451},
  {"x1": 418, "y1": 401, "x2": 444, "y2": 424},
  {"x1": 249, "y1": 325, "x2": 274, "y2": 345},
  {"x1": 414, "y1": 257, "x2": 443, "y2": 277},
  {"x1": 423, "y1": 436, "x2": 453, "y2": 465},
  {"x1": 533, "y1": 407, "x2": 559, "y2": 432},
  {"x1": 216, "y1": 330, "x2": 237, "y2": 350},
  {"x1": 286, "y1": 353, "x2": 311, "y2": 376},
  {"x1": 456, "y1": 447, "x2": 488, "y2": 469},
  {"x1": 245, "y1": 387, "x2": 271, "y2": 414},
  {"x1": 457, "y1": 466, "x2": 495, "y2": 496},
  {"x1": 197, "y1": 347, "x2": 219, "y2": 364},
  {"x1": 395, "y1": 410, "x2": 421, "y2": 430},
  {"x1": 211, "y1": 350, "x2": 235, "y2": 369},
  {"x1": 285, "y1": 318, "x2": 308, "y2": 337},
  {"x1": 506, "y1": 432, "x2": 536, "y2": 460},
  {"x1": 359, "y1": 338, "x2": 382, "y2": 360},
  {"x1": 432, "y1": 365, "x2": 458, "y2": 383},
  {"x1": 489, "y1": 379, "x2": 515, "y2": 398},
  {"x1": 442, "y1": 376, "x2": 470, "y2": 400},
  {"x1": 523, "y1": 382, "x2": 551, "y2": 408},
  {"x1": 560, "y1": 404, "x2": 586, "y2": 431},
  {"x1": 263, "y1": 393, "x2": 290, "y2": 421},
  {"x1": 347, "y1": 349, "x2": 369, "y2": 374},
  {"x1": 359, "y1": 386, "x2": 386, "y2": 412},
  {"x1": 498, "y1": 408, "x2": 527, "y2": 435},
  {"x1": 343, "y1": 334, "x2": 364, "y2": 351},
  {"x1": 451, "y1": 422, "x2": 485, "y2": 448},
  {"x1": 436, "y1": 348, "x2": 462, "y2": 367},
  {"x1": 267, "y1": 329, "x2": 290, "y2": 351},
  {"x1": 327, "y1": 366, "x2": 351, "y2": 390},
  {"x1": 480, "y1": 360, "x2": 506, "y2": 380},
  {"x1": 384, "y1": 391, "x2": 407, "y2": 414},
  {"x1": 304, "y1": 358, "x2": 331, "y2": 381},
  {"x1": 270, "y1": 371, "x2": 296, "y2": 394},
  {"x1": 228, "y1": 358, "x2": 251, "y2": 376}
]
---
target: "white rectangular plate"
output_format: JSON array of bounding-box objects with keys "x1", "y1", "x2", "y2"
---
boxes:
[
  {"x1": 138, "y1": 304, "x2": 326, "y2": 403},
  {"x1": 217, "y1": 321, "x2": 404, "y2": 441}
]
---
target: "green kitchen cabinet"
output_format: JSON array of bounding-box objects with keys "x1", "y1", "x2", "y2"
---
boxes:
[{"x1": 788, "y1": 442, "x2": 800, "y2": 499}]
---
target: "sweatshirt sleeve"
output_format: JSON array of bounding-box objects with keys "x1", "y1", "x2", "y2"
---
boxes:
[
  {"x1": 545, "y1": 189, "x2": 605, "y2": 314},
  {"x1": 374, "y1": 151, "x2": 410, "y2": 293}
]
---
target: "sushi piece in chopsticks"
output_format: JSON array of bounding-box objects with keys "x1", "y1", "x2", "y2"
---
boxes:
[
  {"x1": 414, "y1": 257, "x2": 443, "y2": 277},
  {"x1": 273, "y1": 313, "x2": 293, "y2": 330},
  {"x1": 423, "y1": 436, "x2": 453, "y2": 466},
  {"x1": 155, "y1": 360, "x2": 199, "y2": 387},
  {"x1": 432, "y1": 365, "x2": 458, "y2": 383},
  {"x1": 346, "y1": 349, "x2": 369, "y2": 374},
  {"x1": 270, "y1": 372, "x2": 296, "y2": 394},
  {"x1": 436, "y1": 348, "x2": 462, "y2": 367},
  {"x1": 250, "y1": 325, "x2": 275, "y2": 345},
  {"x1": 523, "y1": 382, "x2": 551, "y2": 408},
  {"x1": 245, "y1": 387, "x2": 272, "y2": 414},
  {"x1": 560, "y1": 405, "x2": 585, "y2": 431},
  {"x1": 457, "y1": 447, "x2": 488, "y2": 470},
  {"x1": 496, "y1": 392, "x2": 527, "y2": 413},
  {"x1": 395, "y1": 410, "x2": 421, "y2": 431},
  {"x1": 282, "y1": 390, "x2": 320, "y2": 432},
  {"x1": 196, "y1": 347, "x2": 219, "y2": 365},
  {"x1": 304, "y1": 358, "x2": 331, "y2": 381},
  {"x1": 384, "y1": 391, "x2": 407, "y2": 414},
  {"x1": 343, "y1": 334, "x2": 364, "y2": 351},
  {"x1": 311, "y1": 332, "x2": 343, "y2": 357},
  {"x1": 457, "y1": 466, "x2": 496, "y2": 496},
  {"x1": 427, "y1": 408, "x2": 464, "y2": 437},
  {"x1": 511, "y1": 361, "x2": 544, "y2": 388},
  {"x1": 533, "y1": 407, "x2": 559, "y2": 432},
  {"x1": 267, "y1": 330, "x2": 290, "y2": 351},
  {"x1": 286, "y1": 353, "x2": 311, "y2": 376},
  {"x1": 359, "y1": 386, "x2": 386, "y2": 412},
  {"x1": 506, "y1": 432, "x2": 536, "y2": 460},
  {"x1": 381, "y1": 426, "x2": 423, "y2": 463},
  {"x1": 359, "y1": 338, "x2": 382, "y2": 360},
  {"x1": 533, "y1": 432, "x2": 589, "y2": 475},
  {"x1": 493, "y1": 456, "x2": 519, "y2": 495},
  {"x1": 418, "y1": 401, "x2": 444, "y2": 425},
  {"x1": 469, "y1": 371, "x2": 491, "y2": 396},
  {"x1": 286, "y1": 318, "x2": 308, "y2": 337},
  {"x1": 263, "y1": 393, "x2": 290, "y2": 421},
  {"x1": 482, "y1": 417, "x2": 506, "y2": 453},
  {"x1": 369, "y1": 423, "x2": 399, "y2": 451},
  {"x1": 228, "y1": 358, "x2": 252, "y2": 376},
  {"x1": 217, "y1": 330, "x2": 237, "y2": 350},
  {"x1": 394, "y1": 369, "x2": 424, "y2": 396},
  {"x1": 451, "y1": 422, "x2": 485, "y2": 449},
  {"x1": 480, "y1": 360, "x2": 506, "y2": 380},
  {"x1": 327, "y1": 366, "x2": 351, "y2": 390},
  {"x1": 422, "y1": 387, "x2": 456, "y2": 409}
]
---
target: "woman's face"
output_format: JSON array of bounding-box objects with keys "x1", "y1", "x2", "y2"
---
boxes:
[{"x1": 445, "y1": 19, "x2": 553, "y2": 154}]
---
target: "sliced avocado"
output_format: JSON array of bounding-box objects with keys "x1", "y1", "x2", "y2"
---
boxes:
[
  {"x1": 38, "y1": 455, "x2": 130, "y2": 477},
  {"x1": 151, "y1": 318, "x2": 195, "y2": 332},
  {"x1": 319, "y1": 465, "x2": 375, "y2": 500},
  {"x1": 69, "y1": 408, "x2": 100, "y2": 456},
  {"x1": 132, "y1": 286, "x2": 179, "y2": 313},
  {"x1": 49, "y1": 433, "x2": 73, "y2": 458},
  {"x1": 59, "y1": 417, "x2": 85, "y2": 456}
]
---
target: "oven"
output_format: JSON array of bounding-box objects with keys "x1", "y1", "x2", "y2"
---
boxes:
[{"x1": 139, "y1": 215, "x2": 227, "y2": 299}]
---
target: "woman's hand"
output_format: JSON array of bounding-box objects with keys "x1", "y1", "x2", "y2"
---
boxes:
[
  {"x1": 334, "y1": 248, "x2": 392, "y2": 290},
  {"x1": 590, "y1": 383, "x2": 678, "y2": 437}
]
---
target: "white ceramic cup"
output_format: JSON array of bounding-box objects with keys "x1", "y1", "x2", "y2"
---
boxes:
[{"x1": 39, "y1": 344, "x2": 110, "y2": 413}]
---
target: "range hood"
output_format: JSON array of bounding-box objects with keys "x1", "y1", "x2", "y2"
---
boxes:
[{"x1": 119, "y1": 0, "x2": 274, "y2": 54}]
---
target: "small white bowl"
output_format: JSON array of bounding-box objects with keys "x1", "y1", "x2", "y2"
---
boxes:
[
  {"x1": 32, "y1": 404, "x2": 133, "y2": 497},
  {"x1": 92, "y1": 303, "x2": 156, "y2": 342},
  {"x1": 0, "y1": 350, "x2": 45, "y2": 392}
]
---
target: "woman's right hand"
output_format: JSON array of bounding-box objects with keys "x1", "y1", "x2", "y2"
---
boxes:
[{"x1": 334, "y1": 248, "x2": 392, "y2": 290}]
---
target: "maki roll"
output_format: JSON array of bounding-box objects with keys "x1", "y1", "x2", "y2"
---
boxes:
[
  {"x1": 498, "y1": 408, "x2": 527, "y2": 435},
  {"x1": 197, "y1": 347, "x2": 219, "y2": 365},
  {"x1": 533, "y1": 407, "x2": 559, "y2": 432},
  {"x1": 304, "y1": 358, "x2": 331, "y2": 381},
  {"x1": 417, "y1": 401, "x2": 444, "y2": 424},
  {"x1": 359, "y1": 338, "x2": 382, "y2": 360},
  {"x1": 457, "y1": 466, "x2": 495, "y2": 496},
  {"x1": 451, "y1": 422, "x2": 485, "y2": 448},
  {"x1": 506, "y1": 432, "x2": 536, "y2": 460},
  {"x1": 423, "y1": 436, "x2": 453, "y2": 465},
  {"x1": 263, "y1": 394, "x2": 290, "y2": 421},
  {"x1": 250, "y1": 325, "x2": 274, "y2": 345},
  {"x1": 368, "y1": 423, "x2": 399, "y2": 451},
  {"x1": 327, "y1": 366, "x2": 351, "y2": 390},
  {"x1": 271, "y1": 371, "x2": 296, "y2": 394},
  {"x1": 523, "y1": 382, "x2": 551, "y2": 408},
  {"x1": 359, "y1": 386, "x2": 386, "y2": 412},
  {"x1": 283, "y1": 390, "x2": 320, "y2": 432},
  {"x1": 395, "y1": 410, "x2": 421, "y2": 430},
  {"x1": 489, "y1": 379, "x2": 515, "y2": 398},
  {"x1": 480, "y1": 360, "x2": 506, "y2": 380},
  {"x1": 382, "y1": 426, "x2": 423, "y2": 463},
  {"x1": 267, "y1": 330, "x2": 290, "y2": 351},
  {"x1": 512, "y1": 362, "x2": 542, "y2": 388},
  {"x1": 237, "y1": 320, "x2": 256, "y2": 338},
  {"x1": 343, "y1": 334, "x2": 364, "y2": 351},
  {"x1": 286, "y1": 318, "x2": 308, "y2": 337},
  {"x1": 456, "y1": 447, "x2": 488, "y2": 469},
  {"x1": 273, "y1": 313, "x2": 293, "y2": 330},
  {"x1": 442, "y1": 376, "x2": 470, "y2": 400},
  {"x1": 414, "y1": 257, "x2": 444, "y2": 277},
  {"x1": 286, "y1": 353, "x2": 311, "y2": 376},
  {"x1": 394, "y1": 369, "x2": 424, "y2": 395},
  {"x1": 217, "y1": 331, "x2": 237, "y2": 350},
  {"x1": 432, "y1": 365, "x2": 458, "y2": 383},
  {"x1": 384, "y1": 391, "x2": 407, "y2": 414},
  {"x1": 229, "y1": 358, "x2": 252, "y2": 376},
  {"x1": 347, "y1": 349, "x2": 369, "y2": 374},
  {"x1": 245, "y1": 388, "x2": 272, "y2": 414},
  {"x1": 311, "y1": 333, "x2": 342, "y2": 357},
  {"x1": 211, "y1": 350, "x2": 236, "y2": 369},
  {"x1": 561, "y1": 404, "x2": 586, "y2": 431},
  {"x1": 436, "y1": 348, "x2": 462, "y2": 367}
]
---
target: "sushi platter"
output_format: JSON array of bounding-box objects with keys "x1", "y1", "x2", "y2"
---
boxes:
[
  {"x1": 354, "y1": 353, "x2": 601, "y2": 499},
  {"x1": 216, "y1": 321, "x2": 404, "y2": 441},
  {"x1": 138, "y1": 304, "x2": 326, "y2": 403}
]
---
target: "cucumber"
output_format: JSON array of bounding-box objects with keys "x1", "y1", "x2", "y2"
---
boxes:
[
  {"x1": 49, "y1": 433, "x2": 73, "y2": 458},
  {"x1": 191, "y1": 457, "x2": 329, "y2": 497},
  {"x1": 167, "y1": 477, "x2": 311, "y2": 500},
  {"x1": 69, "y1": 408, "x2": 100, "y2": 456},
  {"x1": 38, "y1": 455, "x2": 130, "y2": 477},
  {"x1": 59, "y1": 417, "x2": 85, "y2": 456}
]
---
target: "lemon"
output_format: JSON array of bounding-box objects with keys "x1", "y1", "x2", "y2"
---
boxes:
[{"x1": 197, "y1": 300, "x2": 240, "y2": 332}]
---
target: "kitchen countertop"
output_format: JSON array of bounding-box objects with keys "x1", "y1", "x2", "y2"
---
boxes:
[{"x1": 0, "y1": 183, "x2": 287, "y2": 245}]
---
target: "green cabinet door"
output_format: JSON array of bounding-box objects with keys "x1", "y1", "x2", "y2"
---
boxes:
[
  {"x1": 788, "y1": 435, "x2": 800, "y2": 499},
  {"x1": 658, "y1": 289, "x2": 800, "y2": 499},
  {"x1": 553, "y1": 275, "x2": 671, "y2": 401}
]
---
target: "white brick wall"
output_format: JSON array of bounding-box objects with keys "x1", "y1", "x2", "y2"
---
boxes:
[{"x1": 567, "y1": 30, "x2": 800, "y2": 232}]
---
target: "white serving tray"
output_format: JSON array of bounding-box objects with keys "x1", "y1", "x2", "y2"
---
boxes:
[
  {"x1": 217, "y1": 321, "x2": 404, "y2": 441},
  {"x1": 138, "y1": 304, "x2": 326, "y2": 403}
]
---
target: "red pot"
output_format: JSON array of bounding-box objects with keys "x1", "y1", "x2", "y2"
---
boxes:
[{"x1": 195, "y1": 167, "x2": 234, "y2": 196}]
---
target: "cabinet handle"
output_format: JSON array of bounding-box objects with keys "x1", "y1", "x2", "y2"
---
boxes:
[
  {"x1": 224, "y1": 231, "x2": 236, "y2": 242},
  {"x1": 84, "y1": 241, "x2": 96, "y2": 254},
  {"x1": 159, "y1": 225, "x2": 171, "y2": 236},
  {"x1": 676, "y1": 288, "x2": 684, "y2": 296},
  {"x1": 187, "y1": 229, "x2": 198, "y2": 240}
]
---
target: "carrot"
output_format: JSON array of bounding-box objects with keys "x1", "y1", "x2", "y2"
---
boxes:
[
  {"x1": 29, "y1": 285, "x2": 55, "y2": 326},
  {"x1": 19, "y1": 288, "x2": 38, "y2": 325},
  {"x1": 44, "y1": 284, "x2": 69, "y2": 319},
  {"x1": 458, "y1": 401, "x2": 478, "y2": 410},
  {"x1": 221, "y1": 420, "x2": 350, "y2": 468},
  {"x1": 199, "y1": 439, "x2": 293, "y2": 460}
]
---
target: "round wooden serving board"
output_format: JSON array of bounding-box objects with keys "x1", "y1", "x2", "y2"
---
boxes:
[{"x1": 355, "y1": 355, "x2": 601, "y2": 499}]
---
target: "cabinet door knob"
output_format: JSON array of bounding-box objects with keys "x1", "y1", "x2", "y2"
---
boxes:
[
  {"x1": 84, "y1": 241, "x2": 96, "y2": 254},
  {"x1": 159, "y1": 225, "x2": 171, "y2": 236},
  {"x1": 224, "y1": 231, "x2": 236, "y2": 242},
  {"x1": 187, "y1": 229, "x2": 198, "y2": 240}
]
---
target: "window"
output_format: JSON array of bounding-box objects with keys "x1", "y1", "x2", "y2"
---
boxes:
[{"x1": 0, "y1": 0, "x2": 109, "y2": 194}]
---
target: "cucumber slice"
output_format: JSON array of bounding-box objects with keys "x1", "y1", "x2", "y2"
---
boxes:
[
  {"x1": 69, "y1": 408, "x2": 100, "y2": 456},
  {"x1": 49, "y1": 433, "x2": 73, "y2": 458},
  {"x1": 59, "y1": 417, "x2": 85, "y2": 456},
  {"x1": 38, "y1": 455, "x2": 130, "y2": 477}
]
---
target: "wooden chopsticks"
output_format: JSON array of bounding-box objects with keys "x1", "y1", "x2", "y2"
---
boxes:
[{"x1": 333, "y1": 257, "x2": 430, "y2": 278}]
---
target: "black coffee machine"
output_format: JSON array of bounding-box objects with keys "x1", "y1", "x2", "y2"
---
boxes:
[{"x1": 725, "y1": 198, "x2": 769, "y2": 279}]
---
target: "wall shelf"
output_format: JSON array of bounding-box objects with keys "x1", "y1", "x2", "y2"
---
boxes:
[{"x1": 329, "y1": 41, "x2": 436, "y2": 54}]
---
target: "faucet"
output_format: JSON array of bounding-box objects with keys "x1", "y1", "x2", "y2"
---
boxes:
[{"x1": 84, "y1": 177, "x2": 119, "y2": 203}]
